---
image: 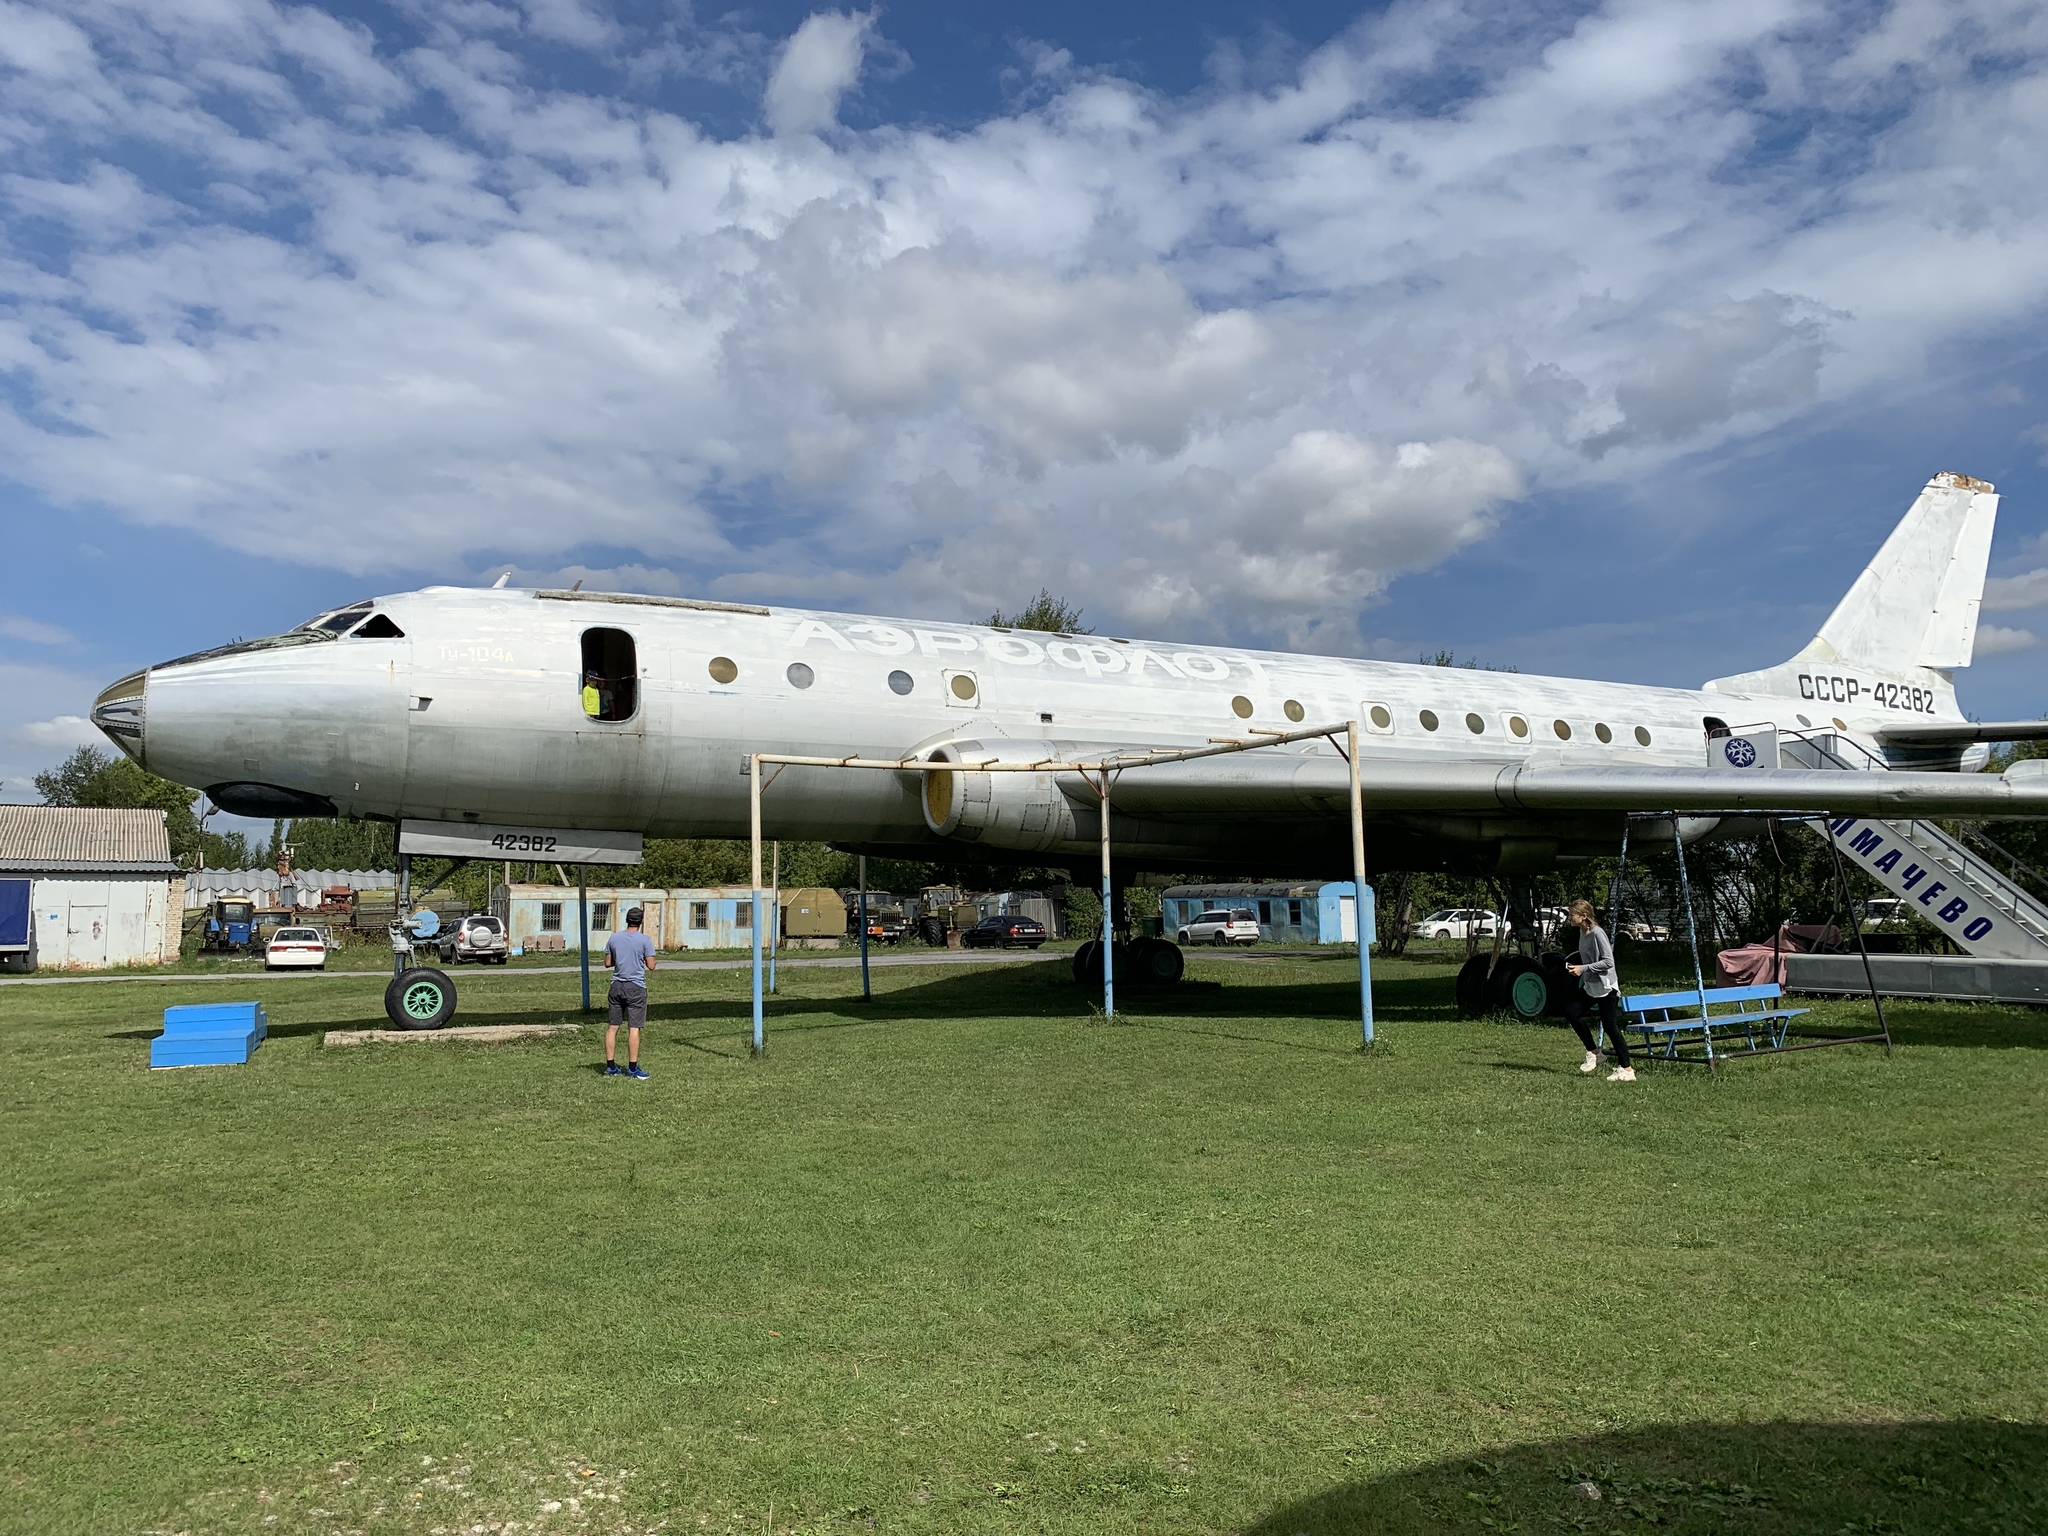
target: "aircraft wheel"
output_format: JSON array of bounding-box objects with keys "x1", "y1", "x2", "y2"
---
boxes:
[
  {"x1": 386, "y1": 966, "x2": 457, "y2": 1030},
  {"x1": 1487, "y1": 955, "x2": 1549, "y2": 1022},
  {"x1": 1131, "y1": 937, "x2": 1185, "y2": 986},
  {"x1": 1072, "y1": 940, "x2": 1102, "y2": 986},
  {"x1": 1454, "y1": 954, "x2": 1492, "y2": 1017}
]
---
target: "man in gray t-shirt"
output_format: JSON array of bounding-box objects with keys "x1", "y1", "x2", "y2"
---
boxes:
[{"x1": 602, "y1": 907, "x2": 658, "y2": 1079}]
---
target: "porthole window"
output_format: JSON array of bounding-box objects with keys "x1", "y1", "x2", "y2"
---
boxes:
[
  {"x1": 1553, "y1": 720, "x2": 1571, "y2": 740},
  {"x1": 950, "y1": 674, "x2": 977, "y2": 701},
  {"x1": 786, "y1": 662, "x2": 814, "y2": 689},
  {"x1": 1508, "y1": 715, "x2": 1528, "y2": 738},
  {"x1": 1283, "y1": 699, "x2": 1305, "y2": 723},
  {"x1": 1832, "y1": 717, "x2": 1847, "y2": 731},
  {"x1": 708, "y1": 656, "x2": 738, "y2": 684},
  {"x1": 1465, "y1": 712, "x2": 1485, "y2": 734},
  {"x1": 1419, "y1": 709, "x2": 1439, "y2": 731},
  {"x1": 1369, "y1": 704, "x2": 1392, "y2": 731},
  {"x1": 581, "y1": 627, "x2": 638, "y2": 721},
  {"x1": 1595, "y1": 722, "x2": 1613, "y2": 744},
  {"x1": 1634, "y1": 726, "x2": 1652, "y2": 746},
  {"x1": 1231, "y1": 696, "x2": 1254, "y2": 719},
  {"x1": 888, "y1": 670, "x2": 914, "y2": 696}
]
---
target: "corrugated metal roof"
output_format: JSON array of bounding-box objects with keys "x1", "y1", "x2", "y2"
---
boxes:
[{"x1": 0, "y1": 806, "x2": 180, "y2": 873}]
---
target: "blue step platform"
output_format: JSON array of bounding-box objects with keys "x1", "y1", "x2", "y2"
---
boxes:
[{"x1": 151, "y1": 1001, "x2": 267, "y2": 1068}]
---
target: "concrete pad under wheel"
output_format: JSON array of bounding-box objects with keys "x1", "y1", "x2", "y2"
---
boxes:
[{"x1": 323, "y1": 1023, "x2": 582, "y2": 1048}]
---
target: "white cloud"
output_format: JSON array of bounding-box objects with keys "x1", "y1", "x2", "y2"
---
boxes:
[
  {"x1": 0, "y1": 613, "x2": 73, "y2": 645},
  {"x1": 0, "y1": 0, "x2": 2045, "y2": 647},
  {"x1": 16, "y1": 713, "x2": 98, "y2": 747},
  {"x1": 765, "y1": 10, "x2": 874, "y2": 135},
  {"x1": 1975, "y1": 624, "x2": 2039, "y2": 657},
  {"x1": 1984, "y1": 568, "x2": 2048, "y2": 611},
  {"x1": 0, "y1": 662, "x2": 105, "y2": 801}
]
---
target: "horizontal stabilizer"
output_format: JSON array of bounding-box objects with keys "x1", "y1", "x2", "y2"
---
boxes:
[{"x1": 1874, "y1": 720, "x2": 2048, "y2": 745}]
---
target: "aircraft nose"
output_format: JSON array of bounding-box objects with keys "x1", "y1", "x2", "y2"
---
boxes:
[{"x1": 91, "y1": 669, "x2": 149, "y2": 766}]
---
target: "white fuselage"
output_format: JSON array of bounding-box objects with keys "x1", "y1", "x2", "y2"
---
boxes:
[{"x1": 118, "y1": 585, "x2": 1951, "y2": 875}]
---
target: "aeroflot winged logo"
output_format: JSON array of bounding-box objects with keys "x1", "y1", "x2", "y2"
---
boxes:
[
  {"x1": 785, "y1": 619, "x2": 1266, "y2": 682},
  {"x1": 1724, "y1": 737, "x2": 1758, "y2": 768}
]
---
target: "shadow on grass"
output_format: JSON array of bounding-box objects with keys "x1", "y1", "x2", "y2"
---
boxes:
[{"x1": 1242, "y1": 1418, "x2": 2046, "y2": 1536}]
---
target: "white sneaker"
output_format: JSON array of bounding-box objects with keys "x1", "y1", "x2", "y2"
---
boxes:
[
  {"x1": 1579, "y1": 1050, "x2": 1600, "y2": 1074},
  {"x1": 1607, "y1": 1066, "x2": 1636, "y2": 1082}
]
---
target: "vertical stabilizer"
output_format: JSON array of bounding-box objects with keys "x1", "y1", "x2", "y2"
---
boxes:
[{"x1": 1706, "y1": 472, "x2": 1998, "y2": 706}]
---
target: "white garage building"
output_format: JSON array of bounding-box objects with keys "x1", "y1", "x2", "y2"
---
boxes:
[{"x1": 0, "y1": 807, "x2": 183, "y2": 971}]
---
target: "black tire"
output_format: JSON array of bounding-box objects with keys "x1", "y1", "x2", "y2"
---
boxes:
[
  {"x1": 1211, "y1": 932, "x2": 1226, "y2": 947},
  {"x1": 1130, "y1": 937, "x2": 1185, "y2": 987},
  {"x1": 1177, "y1": 930, "x2": 1190, "y2": 944},
  {"x1": 1072, "y1": 939, "x2": 1102, "y2": 986},
  {"x1": 1487, "y1": 954, "x2": 1550, "y2": 1021},
  {"x1": 1454, "y1": 954, "x2": 1492, "y2": 1017},
  {"x1": 385, "y1": 966, "x2": 457, "y2": 1030}
]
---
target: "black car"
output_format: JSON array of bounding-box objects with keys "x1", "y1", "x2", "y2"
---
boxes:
[{"x1": 961, "y1": 914, "x2": 1047, "y2": 950}]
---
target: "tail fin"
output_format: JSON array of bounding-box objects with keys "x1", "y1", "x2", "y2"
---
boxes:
[{"x1": 1705, "y1": 471, "x2": 1998, "y2": 708}]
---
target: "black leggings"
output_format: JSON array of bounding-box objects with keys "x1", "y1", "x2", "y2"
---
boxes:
[{"x1": 1562, "y1": 991, "x2": 1631, "y2": 1067}]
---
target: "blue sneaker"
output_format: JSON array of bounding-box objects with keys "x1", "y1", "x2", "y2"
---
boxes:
[
  {"x1": 603, "y1": 1062, "x2": 625, "y2": 1076},
  {"x1": 626, "y1": 1064, "x2": 650, "y2": 1080}
]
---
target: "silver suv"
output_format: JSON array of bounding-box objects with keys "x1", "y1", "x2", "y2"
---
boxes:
[
  {"x1": 1178, "y1": 908, "x2": 1261, "y2": 946},
  {"x1": 438, "y1": 914, "x2": 510, "y2": 965}
]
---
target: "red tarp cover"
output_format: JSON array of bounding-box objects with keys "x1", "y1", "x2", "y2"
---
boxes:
[{"x1": 1715, "y1": 924, "x2": 1841, "y2": 987}]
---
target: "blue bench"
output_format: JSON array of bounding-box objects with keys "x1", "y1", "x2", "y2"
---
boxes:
[{"x1": 1619, "y1": 983, "x2": 1809, "y2": 1061}]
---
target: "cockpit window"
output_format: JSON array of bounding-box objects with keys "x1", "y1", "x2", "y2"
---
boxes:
[
  {"x1": 350, "y1": 613, "x2": 405, "y2": 639},
  {"x1": 305, "y1": 603, "x2": 374, "y2": 635},
  {"x1": 580, "y1": 628, "x2": 638, "y2": 721}
]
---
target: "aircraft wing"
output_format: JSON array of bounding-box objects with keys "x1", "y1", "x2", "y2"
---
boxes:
[{"x1": 1064, "y1": 752, "x2": 2048, "y2": 818}]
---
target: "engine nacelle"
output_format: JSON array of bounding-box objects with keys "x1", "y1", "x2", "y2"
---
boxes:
[{"x1": 919, "y1": 740, "x2": 1089, "y2": 852}]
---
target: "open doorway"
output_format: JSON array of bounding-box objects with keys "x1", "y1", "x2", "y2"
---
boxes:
[{"x1": 580, "y1": 628, "x2": 638, "y2": 721}]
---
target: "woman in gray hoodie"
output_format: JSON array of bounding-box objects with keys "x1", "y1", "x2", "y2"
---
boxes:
[{"x1": 1565, "y1": 898, "x2": 1634, "y2": 1081}]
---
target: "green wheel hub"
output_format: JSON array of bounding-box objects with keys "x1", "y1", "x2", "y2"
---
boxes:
[
  {"x1": 403, "y1": 980, "x2": 446, "y2": 1019},
  {"x1": 1509, "y1": 969, "x2": 1548, "y2": 1019}
]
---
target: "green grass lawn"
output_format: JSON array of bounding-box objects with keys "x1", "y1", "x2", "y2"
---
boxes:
[{"x1": 2, "y1": 953, "x2": 2043, "y2": 1535}]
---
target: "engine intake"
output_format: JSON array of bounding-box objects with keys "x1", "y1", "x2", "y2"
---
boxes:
[{"x1": 920, "y1": 741, "x2": 1086, "y2": 852}]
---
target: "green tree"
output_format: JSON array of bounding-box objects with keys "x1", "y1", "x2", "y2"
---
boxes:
[
  {"x1": 283, "y1": 818, "x2": 397, "y2": 871},
  {"x1": 987, "y1": 588, "x2": 1091, "y2": 634},
  {"x1": 34, "y1": 744, "x2": 204, "y2": 866}
]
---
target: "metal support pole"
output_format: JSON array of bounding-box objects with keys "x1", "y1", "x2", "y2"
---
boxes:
[
  {"x1": 750, "y1": 753, "x2": 764, "y2": 1057},
  {"x1": 769, "y1": 841, "x2": 780, "y2": 995},
  {"x1": 578, "y1": 865, "x2": 590, "y2": 1013},
  {"x1": 395, "y1": 852, "x2": 411, "y2": 979},
  {"x1": 1099, "y1": 769, "x2": 1114, "y2": 1020},
  {"x1": 857, "y1": 855, "x2": 870, "y2": 1001},
  {"x1": 1347, "y1": 722, "x2": 1373, "y2": 1047},
  {"x1": 1821, "y1": 816, "x2": 1892, "y2": 1056},
  {"x1": 1670, "y1": 814, "x2": 1712, "y2": 1064}
]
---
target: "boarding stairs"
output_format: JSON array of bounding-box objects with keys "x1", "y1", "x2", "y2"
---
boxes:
[{"x1": 1777, "y1": 730, "x2": 2048, "y2": 962}]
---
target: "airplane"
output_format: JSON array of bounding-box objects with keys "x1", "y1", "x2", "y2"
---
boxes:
[{"x1": 89, "y1": 469, "x2": 2048, "y2": 963}]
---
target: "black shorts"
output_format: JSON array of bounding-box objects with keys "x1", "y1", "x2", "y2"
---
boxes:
[{"x1": 607, "y1": 978, "x2": 648, "y2": 1027}]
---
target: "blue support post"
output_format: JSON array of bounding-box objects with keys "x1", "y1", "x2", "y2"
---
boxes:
[
  {"x1": 769, "y1": 840, "x2": 779, "y2": 995},
  {"x1": 578, "y1": 866, "x2": 590, "y2": 1013},
  {"x1": 1347, "y1": 724, "x2": 1372, "y2": 1047},
  {"x1": 751, "y1": 887, "x2": 764, "y2": 1057},
  {"x1": 1099, "y1": 770, "x2": 1114, "y2": 1020},
  {"x1": 858, "y1": 855, "x2": 871, "y2": 1001},
  {"x1": 1671, "y1": 813, "x2": 1712, "y2": 1063}
]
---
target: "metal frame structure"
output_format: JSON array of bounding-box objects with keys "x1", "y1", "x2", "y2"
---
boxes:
[
  {"x1": 1607, "y1": 808, "x2": 1892, "y2": 1067},
  {"x1": 743, "y1": 723, "x2": 1376, "y2": 1056}
]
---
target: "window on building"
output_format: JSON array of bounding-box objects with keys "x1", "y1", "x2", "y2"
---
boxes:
[
  {"x1": 1289, "y1": 899, "x2": 1303, "y2": 926},
  {"x1": 592, "y1": 902, "x2": 612, "y2": 931},
  {"x1": 541, "y1": 902, "x2": 563, "y2": 932},
  {"x1": 580, "y1": 627, "x2": 638, "y2": 721},
  {"x1": 690, "y1": 902, "x2": 709, "y2": 930},
  {"x1": 1258, "y1": 900, "x2": 1272, "y2": 924},
  {"x1": 735, "y1": 900, "x2": 751, "y2": 928}
]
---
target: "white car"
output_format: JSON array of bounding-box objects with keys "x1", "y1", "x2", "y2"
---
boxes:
[
  {"x1": 1415, "y1": 908, "x2": 1500, "y2": 941},
  {"x1": 437, "y1": 913, "x2": 511, "y2": 964},
  {"x1": 1177, "y1": 907, "x2": 1261, "y2": 946},
  {"x1": 264, "y1": 926, "x2": 328, "y2": 970}
]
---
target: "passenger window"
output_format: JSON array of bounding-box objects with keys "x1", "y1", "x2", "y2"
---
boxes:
[{"x1": 580, "y1": 628, "x2": 638, "y2": 721}]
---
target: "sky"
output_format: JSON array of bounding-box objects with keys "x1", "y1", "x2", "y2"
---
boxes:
[{"x1": 4, "y1": 0, "x2": 2048, "y2": 815}]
